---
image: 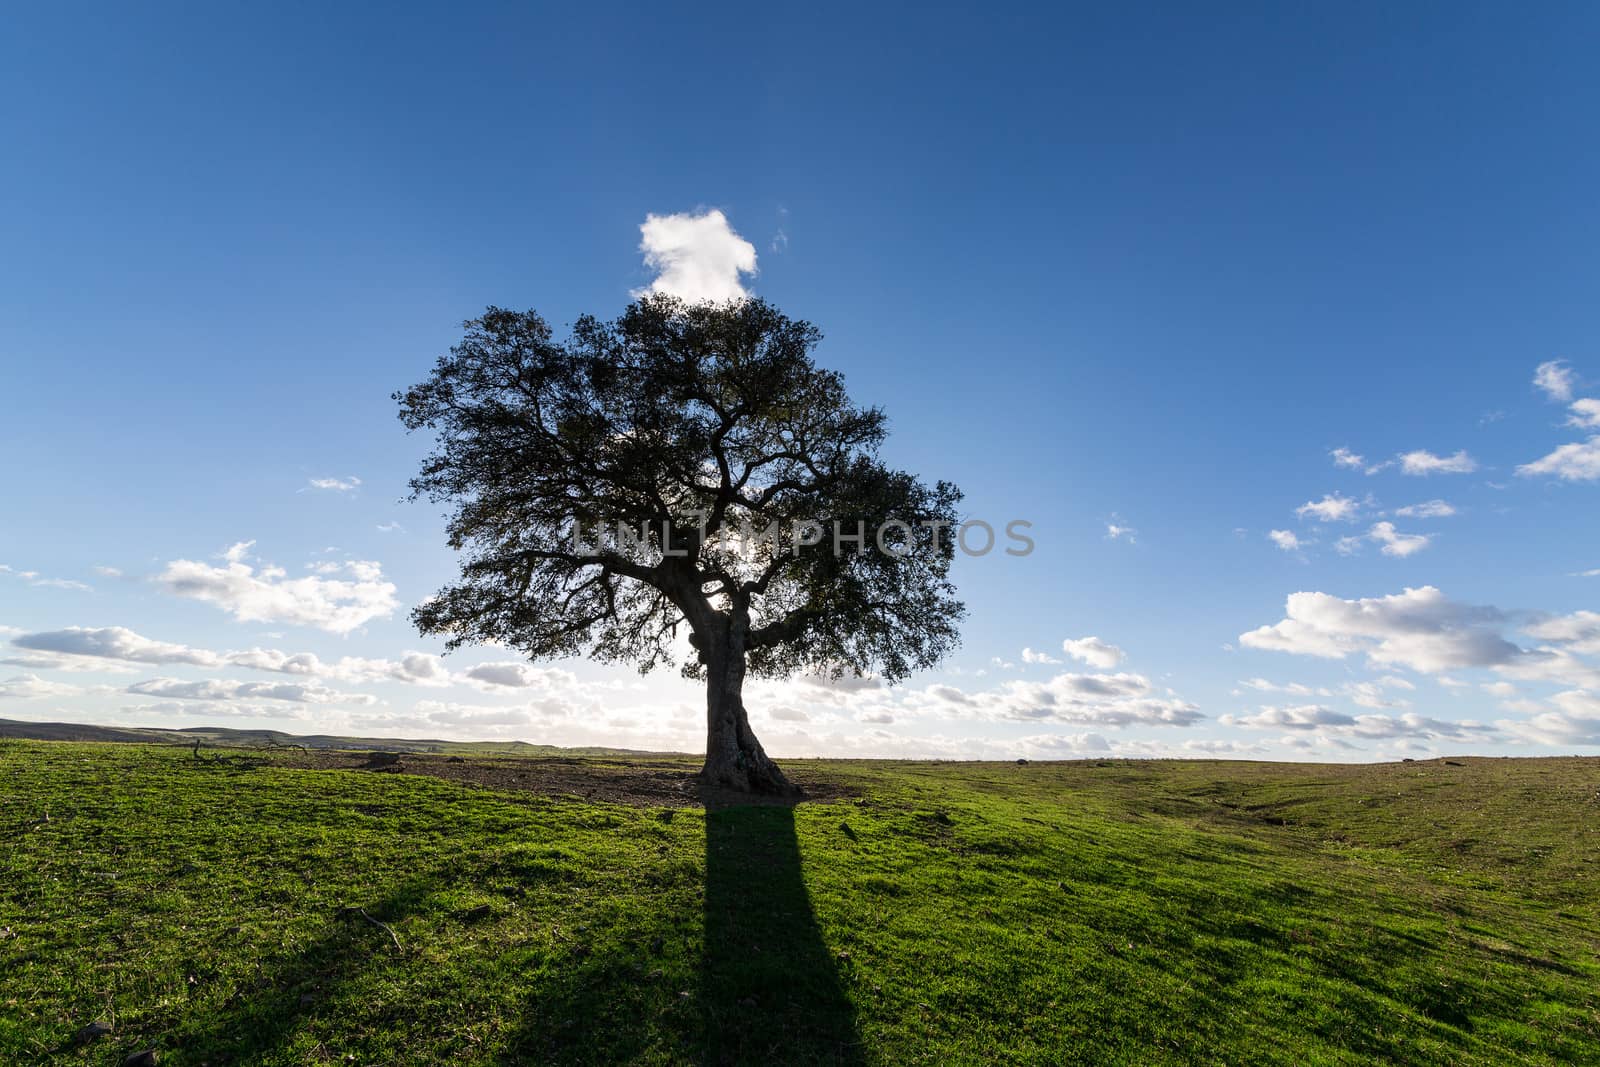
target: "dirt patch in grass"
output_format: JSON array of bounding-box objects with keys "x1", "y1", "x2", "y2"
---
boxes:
[{"x1": 269, "y1": 749, "x2": 856, "y2": 808}]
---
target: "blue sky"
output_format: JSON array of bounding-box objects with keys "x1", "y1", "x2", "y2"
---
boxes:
[{"x1": 3, "y1": 3, "x2": 1599, "y2": 759}]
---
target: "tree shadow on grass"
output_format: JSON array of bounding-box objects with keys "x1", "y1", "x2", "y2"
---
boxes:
[
  {"x1": 499, "y1": 794, "x2": 865, "y2": 1066},
  {"x1": 700, "y1": 795, "x2": 864, "y2": 1067}
]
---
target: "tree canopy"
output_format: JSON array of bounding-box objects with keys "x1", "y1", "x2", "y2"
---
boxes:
[{"x1": 398, "y1": 295, "x2": 964, "y2": 791}]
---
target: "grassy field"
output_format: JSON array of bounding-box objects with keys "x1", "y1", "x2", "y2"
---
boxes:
[{"x1": 2, "y1": 741, "x2": 1597, "y2": 1065}]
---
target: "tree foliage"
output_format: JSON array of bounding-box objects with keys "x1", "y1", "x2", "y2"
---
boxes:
[{"x1": 397, "y1": 295, "x2": 964, "y2": 688}]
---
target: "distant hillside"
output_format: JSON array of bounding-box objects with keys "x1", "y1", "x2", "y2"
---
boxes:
[{"x1": 0, "y1": 717, "x2": 682, "y2": 758}]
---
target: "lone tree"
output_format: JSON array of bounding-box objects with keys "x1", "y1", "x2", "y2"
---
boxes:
[{"x1": 398, "y1": 295, "x2": 964, "y2": 795}]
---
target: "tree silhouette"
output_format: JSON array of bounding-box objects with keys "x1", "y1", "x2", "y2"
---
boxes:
[{"x1": 397, "y1": 296, "x2": 963, "y2": 793}]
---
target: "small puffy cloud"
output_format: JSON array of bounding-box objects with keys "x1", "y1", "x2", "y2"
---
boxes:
[
  {"x1": 1398, "y1": 450, "x2": 1477, "y2": 476},
  {"x1": 156, "y1": 549, "x2": 399, "y2": 634},
  {"x1": 1517, "y1": 437, "x2": 1600, "y2": 482},
  {"x1": 1331, "y1": 447, "x2": 1365, "y2": 470},
  {"x1": 1394, "y1": 500, "x2": 1456, "y2": 519},
  {"x1": 126, "y1": 677, "x2": 377, "y2": 705},
  {"x1": 1105, "y1": 523, "x2": 1137, "y2": 543},
  {"x1": 1061, "y1": 637, "x2": 1125, "y2": 669},
  {"x1": 1268, "y1": 529, "x2": 1304, "y2": 552},
  {"x1": 1533, "y1": 360, "x2": 1575, "y2": 403},
  {"x1": 1367, "y1": 521, "x2": 1432, "y2": 558},
  {"x1": 1021, "y1": 647, "x2": 1061, "y2": 665},
  {"x1": 1330, "y1": 448, "x2": 1389, "y2": 475},
  {"x1": 635, "y1": 209, "x2": 757, "y2": 303},
  {"x1": 462, "y1": 662, "x2": 580, "y2": 691},
  {"x1": 307, "y1": 476, "x2": 361, "y2": 492},
  {"x1": 1565, "y1": 398, "x2": 1600, "y2": 429},
  {"x1": 1296, "y1": 493, "x2": 1362, "y2": 523}
]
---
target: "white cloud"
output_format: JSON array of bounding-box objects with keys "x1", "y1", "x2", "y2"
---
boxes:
[
  {"x1": 1222, "y1": 705, "x2": 1353, "y2": 730},
  {"x1": 1367, "y1": 521, "x2": 1432, "y2": 558},
  {"x1": 634, "y1": 209, "x2": 757, "y2": 303},
  {"x1": 1061, "y1": 637, "x2": 1125, "y2": 669},
  {"x1": 916, "y1": 670, "x2": 1200, "y2": 728},
  {"x1": 1331, "y1": 447, "x2": 1365, "y2": 470},
  {"x1": 120, "y1": 700, "x2": 310, "y2": 720},
  {"x1": 1524, "y1": 611, "x2": 1600, "y2": 655},
  {"x1": 156, "y1": 549, "x2": 399, "y2": 635},
  {"x1": 14, "y1": 626, "x2": 223, "y2": 667},
  {"x1": 7, "y1": 625, "x2": 451, "y2": 689},
  {"x1": 1330, "y1": 448, "x2": 1390, "y2": 475},
  {"x1": 228, "y1": 648, "x2": 453, "y2": 687},
  {"x1": 1394, "y1": 500, "x2": 1455, "y2": 519},
  {"x1": 1105, "y1": 523, "x2": 1137, "y2": 543},
  {"x1": 411, "y1": 699, "x2": 576, "y2": 728},
  {"x1": 1223, "y1": 704, "x2": 1496, "y2": 742},
  {"x1": 0, "y1": 563, "x2": 92, "y2": 593},
  {"x1": 1021, "y1": 647, "x2": 1061, "y2": 665},
  {"x1": 1241, "y1": 586, "x2": 1600, "y2": 691},
  {"x1": 1499, "y1": 690, "x2": 1600, "y2": 745},
  {"x1": 1343, "y1": 680, "x2": 1410, "y2": 709},
  {"x1": 126, "y1": 677, "x2": 377, "y2": 705},
  {"x1": 1240, "y1": 587, "x2": 1519, "y2": 672},
  {"x1": 462, "y1": 662, "x2": 579, "y2": 691},
  {"x1": 1534, "y1": 360, "x2": 1575, "y2": 403},
  {"x1": 1398, "y1": 450, "x2": 1477, "y2": 476},
  {"x1": 1238, "y1": 678, "x2": 1323, "y2": 696},
  {"x1": 1495, "y1": 649, "x2": 1600, "y2": 691},
  {"x1": 1565, "y1": 398, "x2": 1600, "y2": 429},
  {"x1": 1296, "y1": 493, "x2": 1362, "y2": 522},
  {"x1": 793, "y1": 671, "x2": 883, "y2": 694},
  {"x1": 0, "y1": 674, "x2": 93, "y2": 699},
  {"x1": 307, "y1": 476, "x2": 361, "y2": 492},
  {"x1": 1517, "y1": 436, "x2": 1600, "y2": 482},
  {"x1": 1268, "y1": 530, "x2": 1304, "y2": 552}
]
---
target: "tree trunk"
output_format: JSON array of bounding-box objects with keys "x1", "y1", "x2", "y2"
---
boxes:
[{"x1": 701, "y1": 634, "x2": 800, "y2": 797}]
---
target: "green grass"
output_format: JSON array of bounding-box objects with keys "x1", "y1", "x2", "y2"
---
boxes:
[{"x1": 2, "y1": 742, "x2": 1598, "y2": 1065}]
